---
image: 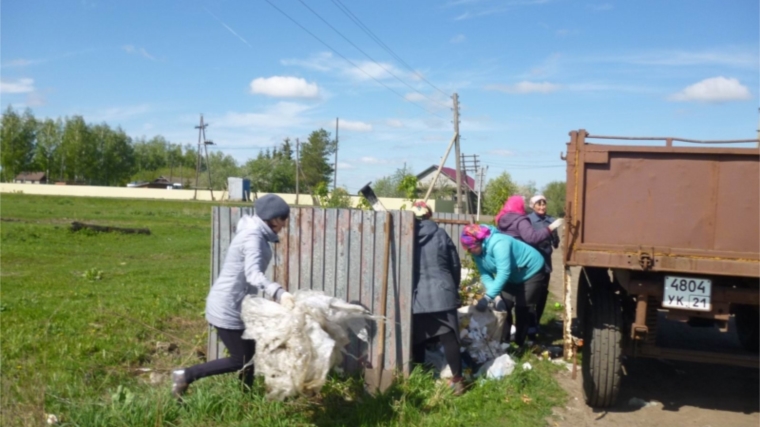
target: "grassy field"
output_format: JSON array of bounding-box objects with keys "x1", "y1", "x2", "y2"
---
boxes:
[{"x1": 1, "y1": 193, "x2": 565, "y2": 426}]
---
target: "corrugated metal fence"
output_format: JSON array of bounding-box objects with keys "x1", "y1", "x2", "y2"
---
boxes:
[{"x1": 208, "y1": 206, "x2": 416, "y2": 389}]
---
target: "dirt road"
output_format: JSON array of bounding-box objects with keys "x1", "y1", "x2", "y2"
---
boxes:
[{"x1": 546, "y1": 249, "x2": 760, "y2": 427}]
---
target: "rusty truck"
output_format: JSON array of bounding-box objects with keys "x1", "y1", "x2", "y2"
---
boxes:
[{"x1": 562, "y1": 129, "x2": 760, "y2": 408}]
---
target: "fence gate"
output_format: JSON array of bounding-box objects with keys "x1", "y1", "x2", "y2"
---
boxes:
[{"x1": 208, "y1": 207, "x2": 416, "y2": 390}]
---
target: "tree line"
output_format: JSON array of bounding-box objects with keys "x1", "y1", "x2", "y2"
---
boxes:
[
  {"x1": 0, "y1": 106, "x2": 338, "y2": 191},
  {"x1": 1, "y1": 106, "x2": 565, "y2": 216}
]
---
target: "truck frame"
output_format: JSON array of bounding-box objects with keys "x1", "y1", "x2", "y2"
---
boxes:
[{"x1": 562, "y1": 129, "x2": 760, "y2": 408}]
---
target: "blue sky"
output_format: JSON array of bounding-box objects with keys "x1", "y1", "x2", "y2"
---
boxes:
[{"x1": 2, "y1": 0, "x2": 758, "y2": 193}]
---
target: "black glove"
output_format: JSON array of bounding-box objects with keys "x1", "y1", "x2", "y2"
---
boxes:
[{"x1": 476, "y1": 296, "x2": 493, "y2": 312}]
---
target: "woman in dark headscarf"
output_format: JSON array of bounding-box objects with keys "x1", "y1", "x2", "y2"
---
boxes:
[{"x1": 410, "y1": 201, "x2": 464, "y2": 395}]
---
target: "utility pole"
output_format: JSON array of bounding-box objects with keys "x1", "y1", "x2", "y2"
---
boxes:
[
  {"x1": 194, "y1": 115, "x2": 215, "y2": 201},
  {"x1": 453, "y1": 93, "x2": 463, "y2": 214},
  {"x1": 334, "y1": 118, "x2": 339, "y2": 191},
  {"x1": 461, "y1": 153, "x2": 479, "y2": 214},
  {"x1": 295, "y1": 137, "x2": 300, "y2": 205},
  {"x1": 477, "y1": 165, "x2": 488, "y2": 221}
]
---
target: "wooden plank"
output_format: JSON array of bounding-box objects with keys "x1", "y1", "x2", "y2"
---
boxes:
[
  {"x1": 208, "y1": 207, "x2": 220, "y2": 361},
  {"x1": 288, "y1": 209, "x2": 301, "y2": 291},
  {"x1": 300, "y1": 208, "x2": 314, "y2": 291},
  {"x1": 346, "y1": 209, "x2": 364, "y2": 373},
  {"x1": 274, "y1": 211, "x2": 290, "y2": 287},
  {"x1": 385, "y1": 211, "x2": 400, "y2": 370},
  {"x1": 311, "y1": 209, "x2": 326, "y2": 292},
  {"x1": 324, "y1": 209, "x2": 338, "y2": 297},
  {"x1": 335, "y1": 209, "x2": 351, "y2": 302},
  {"x1": 372, "y1": 212, "x2": 387, "y2": 374},
  {"x1": 360, "y1": 211, "x2": 376, "y2": 371},
  {"x1": 398, "y1": 211, "x2": 415, "y2": 376}
]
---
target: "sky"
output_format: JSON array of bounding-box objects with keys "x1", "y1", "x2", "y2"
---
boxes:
[{"x1": 1, "y1": 0, "x2": 758, "y2": 194}]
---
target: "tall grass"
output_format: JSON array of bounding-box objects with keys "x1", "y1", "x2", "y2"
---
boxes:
[{"x1": 1, "y1": 194, "x2": 565, "y2": 426}]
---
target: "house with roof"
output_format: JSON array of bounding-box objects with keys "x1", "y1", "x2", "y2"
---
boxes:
[
  {"x1": 14, "y1": 172, "x2": 47, "y2": 184},
  {"x1": 415, "y1": 165, "x2": 477, "y2": 211}
]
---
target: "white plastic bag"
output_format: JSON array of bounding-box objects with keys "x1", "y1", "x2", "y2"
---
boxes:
[
  {"x1": 240, "y1": 290, "x2": 375, "y2": 400},
  {"x1": 476, "y1": 354, "x2": 516, "y2": 379}
]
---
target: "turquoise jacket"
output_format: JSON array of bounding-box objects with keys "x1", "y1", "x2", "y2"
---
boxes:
[{"x1": 473, "y1": 226, "x2": 545, "y2": 299}]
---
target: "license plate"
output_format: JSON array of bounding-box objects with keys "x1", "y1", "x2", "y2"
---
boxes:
[{"x1": 663, "y1": 276, "x2": 712, "y2": 311}]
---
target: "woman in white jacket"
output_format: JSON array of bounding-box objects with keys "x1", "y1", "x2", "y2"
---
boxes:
[{"x1": 171, "y1": 194, "x2": 294, "y2": 398}]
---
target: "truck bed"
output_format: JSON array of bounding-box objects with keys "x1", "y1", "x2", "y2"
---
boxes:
[{"x1": 563, "y1": 130, "x2": 760, "y2": 278}]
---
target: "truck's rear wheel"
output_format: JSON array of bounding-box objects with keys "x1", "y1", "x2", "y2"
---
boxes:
[
  {"x1": 580, "y1": 268, "x2": 624, "y2": 408},
  {"x1": 734, "y1": 305, "x2": 759, "y2": 353}
]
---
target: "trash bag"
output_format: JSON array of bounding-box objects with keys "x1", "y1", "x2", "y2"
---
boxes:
[
  {"x1": 457, "y1": 305, "x2": 508, "y2": 364},
  {"x1": 476, "y1": 354, "x2": 516, "y2": 379},
  {"x1": 240, "y1": 290, "x2": 375, "y2": 400}
]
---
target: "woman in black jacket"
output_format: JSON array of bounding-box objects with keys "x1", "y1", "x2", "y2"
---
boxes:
[{"x1": 410, "y1": 201, "x2": 464, "y2": 395}]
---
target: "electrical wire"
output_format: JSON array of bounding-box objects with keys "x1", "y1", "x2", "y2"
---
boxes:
[
  {"x1": 295, "y1": 0, "x2": 450, "y2": 110},
  {"x1": 331, "y1": 0, "x2": 450, "y2": 98},
  {"x1": 262, "y1": 0, "x2": 446, "y2": 120}
]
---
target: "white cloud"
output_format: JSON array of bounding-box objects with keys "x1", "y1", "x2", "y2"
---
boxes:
[
  {"x1": 122, "y1": 45, "x2": 156, "y2": 61},
  {"x1": 450, "y1": 34, "x2": 466, "y2": 44},
  {"x1": 668, "y1": 77, "x2": 752, "y2": 103},
  {"x1": 26, "y1": 92, "x2": 46, "y2": 107},
  {"x1": 0, "y1": 78, "x2": 35, "y2": 94},
  {"x1": 337, "y1": 162, "x2": 356, "y2": 170},
  {"x1": 86, "y1": 104, "x2": 152, "y2": 122},
  {"x1": 249, "y1": 76, "x2": 320, "y2": 99},
  {"x1": 595, "y1": 48, "x2": 758, "y2": 69},
  {"x1": 488, "y1": 149, "x2": 515, "y2": 157},
  {"x1": 485, "y1": 81, "x2": 560, "y2": 94},
  {"x1": 404, "y1": 92, "x2": 427, "y2": 102},
  {"x1": 214, "y1": 102, "x2": 315, "y2": 130},
  {"x1": 339, "y1": 120, "x2": 373, "y2": 132},
  {"x1": 343, "y1": 61, "x2": 403, "y2": 81},
  {"x1": 282, "y1": 52, "x2": 418, "y2": 83},
  {"x1": 359, "y1": 156, "x2": 391, "y2": 165},
  {"x1": 386, "y1": 119, "x2": 404, "y2": 128}
]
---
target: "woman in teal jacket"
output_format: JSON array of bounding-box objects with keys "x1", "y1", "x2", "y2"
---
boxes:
[{"x1": 460, "y1": 224, "x2": 546, "y2": 345}]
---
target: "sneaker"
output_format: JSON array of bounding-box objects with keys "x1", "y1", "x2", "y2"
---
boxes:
[
  {"x1": 448, "y1": 377, "x2": 465, "y2": 396},
  {"x1": 171, "y1": 370, "x2": 189, "y2": 399}
]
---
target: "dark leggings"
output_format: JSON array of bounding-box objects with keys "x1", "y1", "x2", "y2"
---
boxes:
[
  {"x1": 184, "y1": 327, "x2": 255, "y2": 387},
  {"x1": 529, "y1": 274, "x2": 551, "y2": 333},
  {"x1": 412, "y1": 330, "x2": 463, "y2": 379},
  {"x1": 501, "y1": 271, "x2": 546, "y2": 346}
]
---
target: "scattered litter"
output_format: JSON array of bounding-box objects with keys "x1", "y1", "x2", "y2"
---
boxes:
[
  {"x1": 551, "y1": 359, "x2": 573, "y2": 372},
  {"x1": 46, "y1": 414, "x2": 58, "y2": 425},
  {"x1": 155, "y1": 342, "x2": 178, "y2": 354},
  {"x1": 457, "y1": 305, "x2": 508, "y2": 364},
  {"x1": 628, "y1": 397, "x2": 660, "y2": 408},
  {"x1": 522, "y1": 362, "x2": 533, "y2": 371},
  {"x1": 476, "y1": 354, "x2": 516, "y2": 379},
  {"x1": 149, "y1": 372, "x2": 165, "y2": 385},
  {"x1": 241, "y1": 290, "x2": 376, "y2": 401}
]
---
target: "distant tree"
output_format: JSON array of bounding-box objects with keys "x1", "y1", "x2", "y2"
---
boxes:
[
  {"x1": 299, "y1": 129, "x2": 336, "y2": 192},
  {"x1": 102, "y1": 127, "x2": 136, "y2": 186},
  {"x1": 482, "y1": 172, "x2": 518, "y2": 216},
  {"x1": 205, "y1": 151, "x2": 240, "y2": 190},
  {"x1": 60, "y1": 115, "x2": 94, "y2": 182},
  {"x1": 0, "y1": 106, "x2": 37, "y2": 182},
  {"x1": 372, "y1": 165, "x2": 416, "y2": 198},
  {"x1": 315, "y1": 182, "x2": 352, "y2": 208},
  {"x1": 515, "y1": 180, "x2": 538, "y2": 198},
  {"x1": 244, "y1": 139, "x2": 296, "y2": 193},
  {"x1": 33, "y1": 118, "x2": 63, "y2": 181},
  {"x1": 542, "y1": 181, "x2": 566, "y2": 217}
]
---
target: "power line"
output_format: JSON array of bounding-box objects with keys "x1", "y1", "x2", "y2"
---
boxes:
[
  {"x1": 296, "y1": 0, "x2": 449, "y2": 110},
  {"x1": 262, "y1": 0, "x2": 446, "y2": 120},
  {"x1": 331, "y1": 0, "x2": 450, "y2": 98}
]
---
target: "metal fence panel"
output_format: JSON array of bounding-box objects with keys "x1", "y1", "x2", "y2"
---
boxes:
[
  {"x1": 208, "y1": 207, "x2": 415, "y2": 386},
  {"x1": 431, "y1": 212, "x2": 494, "y2": 262}
]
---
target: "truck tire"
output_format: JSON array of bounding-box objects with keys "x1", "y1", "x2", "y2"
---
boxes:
[
  {"x1": 580, "y1": 268, "x2": 624, "y2": 408},
  {"x1": 734, "y1": 305, "x2": 759, "y2": 353}
]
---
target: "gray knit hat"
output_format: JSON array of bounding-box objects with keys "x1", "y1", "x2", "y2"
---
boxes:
[{"x1": 254, "y1": 194, "x2": 290, "y2": 221}]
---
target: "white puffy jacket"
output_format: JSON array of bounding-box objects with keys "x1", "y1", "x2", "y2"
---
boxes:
[{"x1": 205, "y1": 214, "x2": 284, "y2": 330}]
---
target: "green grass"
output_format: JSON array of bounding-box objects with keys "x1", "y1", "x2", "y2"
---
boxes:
[{"x1": 1, "y1": 194, "x2": 566, "y2": 426}]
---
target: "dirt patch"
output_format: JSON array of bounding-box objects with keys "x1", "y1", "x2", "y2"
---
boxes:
[{"x1": 547, "y1": 248, "x2": 760, "y2": 427}]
